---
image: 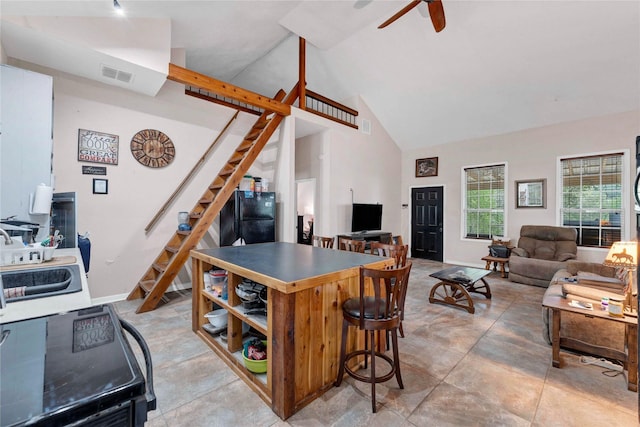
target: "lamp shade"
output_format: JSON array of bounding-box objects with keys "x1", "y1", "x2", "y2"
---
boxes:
[{"x1": 603, "y1": 241, "x2": 638, "y2": 269}]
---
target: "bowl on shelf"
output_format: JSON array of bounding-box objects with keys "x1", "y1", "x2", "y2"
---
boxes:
[
  {"x1": 242, "y1": 339, "x2": 267, "y2": 374},
  {"x1": 204, "y1": 309, "x2": 228, "y2": 328}
]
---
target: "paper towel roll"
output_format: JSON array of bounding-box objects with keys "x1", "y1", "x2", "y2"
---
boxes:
[{"x1": 31, "y1": 183, "x2": 53, "y2": 215}]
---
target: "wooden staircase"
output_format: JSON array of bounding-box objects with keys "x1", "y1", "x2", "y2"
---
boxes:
[{"x1": 127, "y1": 84, "x2": 298, "y2": 313}]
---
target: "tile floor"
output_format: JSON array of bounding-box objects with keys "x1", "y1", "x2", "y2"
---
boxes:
[{"x1": 114, "y1": 258, "x2": 639, "y2": 426}]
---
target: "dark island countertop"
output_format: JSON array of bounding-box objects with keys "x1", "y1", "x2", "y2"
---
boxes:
[{"x1": 191, "y1": 242, "x2": 390, "y2": 294}]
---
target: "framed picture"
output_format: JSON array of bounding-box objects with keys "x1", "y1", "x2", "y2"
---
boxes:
[
  {"x1": 93, "y1": 178, "x2": 108, "y2": 195},
  {"x1": 416, "y1": 157, "x2": 438, "y2": 177},
  {"x1": 78, "y1": 129, "x2": 119, "y2": 165},
  {"x1": 516, "y1": 178, "x2": 546, "y2": 208}
]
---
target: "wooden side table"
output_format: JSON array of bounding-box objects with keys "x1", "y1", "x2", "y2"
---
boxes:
[
  {"x1": 542, "y1": 292, "x2": 638, "y2": 392},
  {"x1": 481, "y1": 255, "x2": 509, "y2": 278}
]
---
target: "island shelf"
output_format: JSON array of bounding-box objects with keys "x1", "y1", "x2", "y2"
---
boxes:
[{"x1": 191, "y1": 242, "x2": 391, "y2": 420}]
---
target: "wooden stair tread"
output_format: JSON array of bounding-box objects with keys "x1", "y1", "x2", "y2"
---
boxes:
[{"x1": 139, "y1": 280, "x2": 155, "y2": 293}]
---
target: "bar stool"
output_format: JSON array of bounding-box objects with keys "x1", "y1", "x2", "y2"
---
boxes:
[
  {"x1": 312, "y1": 235, "x2": 335, "y2": 249},
  {"x1": 369, "y1": 242, "x2": 410, "y2": 338},
  {"x1": 334, "y1": 262, "x2": 412, "y2": 412},
  {"x1": 338, "y1": 238, "x2": 365, "y2": 253}
]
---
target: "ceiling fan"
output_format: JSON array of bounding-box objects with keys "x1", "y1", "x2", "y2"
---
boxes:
[{"x1": 378, "y1": 0, "x2": 446, "y2": 32}]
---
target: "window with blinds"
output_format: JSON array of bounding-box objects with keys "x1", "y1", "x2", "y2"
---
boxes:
[
  {"x1": 560, "y1": 153, "x2": 623, "y2": 247},
  {"x1": 464, "y1": 164, "x2": 505, "y2": 239}
]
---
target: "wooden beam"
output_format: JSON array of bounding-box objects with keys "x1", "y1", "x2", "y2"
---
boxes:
[
  {"x1": 168, "y1": 63, "x2": 291, "y2": 116},
  {"x1": 299, "y1": 37, "x2": 306, "y2": 110}
]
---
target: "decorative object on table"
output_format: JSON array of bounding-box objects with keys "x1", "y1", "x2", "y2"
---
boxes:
[
  {"x1": 602, "y1": 240, "x2": 638, "y2": 316},
  {"x1": 130, "y1": 129, "x2": 175, "y2": 168},
  {"x1": 177, "y1": 211, "x2": 191, "y2": 231},
  {"x1": 92, "y1": 178, "x2": 108, "y2": 195},
  {"x1": 515, "y1": 178, "x2": 546, "y2": 208},
  {"x1": 82, "y1": 165, "x2": 107, "y2": 175},
  {"x1": 415, "y1": 157, "x2": 438, "y2": 177},
  {"x1": 77, "y1": 129, "x2": 119, "y2": 165}
]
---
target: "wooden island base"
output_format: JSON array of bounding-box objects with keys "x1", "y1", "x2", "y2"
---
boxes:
[{"x1": 191, "y1": 242, "x2": 392, "y2": 419}]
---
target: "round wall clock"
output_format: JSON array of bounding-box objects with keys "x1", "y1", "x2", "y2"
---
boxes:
[{"x1": 130, "y1": 129, "x2": 175, "y2": 168}]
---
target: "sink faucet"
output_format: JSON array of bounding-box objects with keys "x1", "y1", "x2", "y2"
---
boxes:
[{"x1": 0, "y1": 228, "x2": 12, "y2": 245}]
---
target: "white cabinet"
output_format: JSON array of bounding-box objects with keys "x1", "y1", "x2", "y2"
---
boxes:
[{"x1": 0, "y1": 65, "x2": 53, "y2": 239}]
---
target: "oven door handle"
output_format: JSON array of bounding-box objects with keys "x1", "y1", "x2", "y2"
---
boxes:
[
  {"x1": 119, "y1": 317, "x2": 157, "y2": 411},
  {"x1": 634, "y1": 172, "x2": 640, "y2": 208}
]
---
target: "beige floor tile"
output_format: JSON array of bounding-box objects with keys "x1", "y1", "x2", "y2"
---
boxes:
[
  {"x1": 160, "y1": 380, "x2": 279, "y2": 427},
  {"x1": 444, "y1": 351, "x2": 545, "y2": 421},
  {"x1": 533, "y1": 382, "x2": 638, "y2": 427},
  {"x1": 115, "y1": 259, "x2": 639, "y2": 426},
  {"x1": 408, "y1": 382, "x2": 530, "y2": 426}
]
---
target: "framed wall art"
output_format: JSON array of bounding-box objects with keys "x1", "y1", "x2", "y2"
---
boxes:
[
  {"x1": 516, "y1": 178, "x2": 546, "y2": 208},
  {"x1": 416, "y1": 157, "x2": 438, "y2": 177},
  {"x1": 93, "y1": 178, "x2": 108, "y2": 195},
  {"x1": 78, "y1": 129, "x2": 119, "y2": 165}
]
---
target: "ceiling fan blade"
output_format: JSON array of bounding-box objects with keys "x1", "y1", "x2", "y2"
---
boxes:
[
  {"x1": 428, "y1": 0, "x2": 446, "y2": 32},
  {"x1": 378, "y1": 0, "x2": 422, "y2": 29}
]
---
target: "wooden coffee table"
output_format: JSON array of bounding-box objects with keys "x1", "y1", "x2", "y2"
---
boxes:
[
  {"x1": 429, "y1": 266, "x2": 492, "y2": 314},
  {"x1": 542, "y1": 292, "x2": 638, "y2": 392}
]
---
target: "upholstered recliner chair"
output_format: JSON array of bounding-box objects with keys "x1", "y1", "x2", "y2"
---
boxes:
[{"x1": 508, "y1": 225, "x2": 578, "y2": 287}]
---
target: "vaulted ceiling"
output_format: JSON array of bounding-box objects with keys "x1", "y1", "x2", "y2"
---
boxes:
[{"x1": 2, "y1": 1, "x2": 639, "y2": 150}]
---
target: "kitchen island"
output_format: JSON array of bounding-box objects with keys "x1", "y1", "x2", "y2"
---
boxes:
[{"x1": 191, "y1": 242, "x2": 392, "y2": 420}]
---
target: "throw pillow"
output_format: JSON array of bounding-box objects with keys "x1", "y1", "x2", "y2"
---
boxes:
[{"x1": 511, "y1": 248, "x2": 528, "y2": 257}]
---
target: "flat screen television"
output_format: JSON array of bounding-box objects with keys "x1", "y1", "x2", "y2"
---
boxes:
[{"x1": 351, "y1": 203, "x2": 382, "y2": 233}]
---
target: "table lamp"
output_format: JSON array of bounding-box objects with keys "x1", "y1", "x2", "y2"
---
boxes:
[{"x1": 602, "y1": 241, "x2": 638, "y2": 316}]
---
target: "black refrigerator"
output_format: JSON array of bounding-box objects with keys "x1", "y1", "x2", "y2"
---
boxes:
[{"x1": 220, "y1": 190, "x2": 276, "y2": 246}]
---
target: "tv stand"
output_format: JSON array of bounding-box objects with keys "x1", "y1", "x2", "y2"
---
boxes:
[{"x1": 337, "y1": 231, "x2": 392, "y2": 250}]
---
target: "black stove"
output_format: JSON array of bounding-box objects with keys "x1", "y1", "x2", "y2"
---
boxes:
[{"x1": 0, "y1": 304, "x2": 155, "y2": 426}]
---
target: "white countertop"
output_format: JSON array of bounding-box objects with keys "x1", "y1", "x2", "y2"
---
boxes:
[{"x1": 0, "y1": 248, "x2": 92, "y2": 324}]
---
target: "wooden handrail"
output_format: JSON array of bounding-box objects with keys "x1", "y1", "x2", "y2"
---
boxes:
[
  {"x1": 306, "y1": 90, "x2": 358, "y2": 116},
  {"x1": 168, "y1": 64, "x2": 291, "y2": 116},
  {"x1": 144, "y1": 111, "x2": 239, "y2": 233}
]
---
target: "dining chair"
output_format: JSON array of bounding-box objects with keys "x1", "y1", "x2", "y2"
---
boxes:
[
  {"x1": 338, "y1": 238, "x2": 365, "y2": 253},
  {"x1": 312, "y1": 235, "x2": 335, "y2": 249},
  {"x1": 369, "y1": 242, "x2": 408, "y2": 268},
  {"x1": 334, "y1": 262, "x2": 413, "y2": 413}
]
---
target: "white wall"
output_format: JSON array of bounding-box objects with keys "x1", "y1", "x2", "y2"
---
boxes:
[
  {"x1": 402, "y1": 110, "x2": 640, "y2": 267},
  {"x1": 295, "y1": 96, "x2": 402, "y2": 240},
  {"x1": 7, "y1": 59, "x2": 275, "y2": 300}
]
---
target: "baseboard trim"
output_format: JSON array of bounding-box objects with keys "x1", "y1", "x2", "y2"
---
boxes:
[{"x1": 91, "y1": 282, "x2": 193, "y2": 306}]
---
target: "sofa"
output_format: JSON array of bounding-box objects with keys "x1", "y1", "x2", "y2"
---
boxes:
[
  {"x1": 509, "y1": 225, "x2": 578, "y2": 287},
  {"x1": 542, "y1": 260, "x2": 627, "y2": 355}
]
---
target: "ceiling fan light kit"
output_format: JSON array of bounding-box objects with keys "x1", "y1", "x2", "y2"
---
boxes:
[{"x1": 378, "y1": 0, "x2": 446, "y2": 33}]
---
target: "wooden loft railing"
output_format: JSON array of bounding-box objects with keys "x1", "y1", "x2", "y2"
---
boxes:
[
  {"x1": 185, "y1": 86, "x2": 263, "y2": 116},
  {"x1": 182, "y1": 37, "x2": 359, "y2": 130},
  {"x1": 185, "y1": 84, "x2": 358, "y2": 129},
  {"x1": 304, "y1": 89, "x2": 358, "y2": 129}
]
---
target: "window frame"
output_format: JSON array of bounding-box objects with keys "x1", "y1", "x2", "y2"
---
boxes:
[
  {"x1": 557, "y1": 150, "x2": 630, "y2": 249},
  {"x1": 462, "y1": 163, "x2": 507, "y2": 241}
]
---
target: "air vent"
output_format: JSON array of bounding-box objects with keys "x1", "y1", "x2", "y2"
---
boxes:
[
  {"x1": 360, "y1": 118, "x2": 371, "y2": 135},
  {"x1": 101, "y1": 64, "x2": 133, "y2": 84}
]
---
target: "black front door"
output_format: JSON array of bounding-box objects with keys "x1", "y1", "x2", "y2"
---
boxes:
[{"x1": 411, "y1": 186, "x2": 444, "y2": 261}]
